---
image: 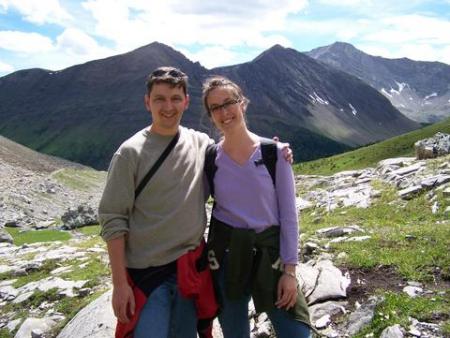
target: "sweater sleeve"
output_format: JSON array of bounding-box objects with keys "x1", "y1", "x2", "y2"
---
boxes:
[
  {"x1": 99, "y1": 152, "x2": 136, "y2": 242},
  {"x1": 275, "y1": 145, "x2": 299, "y2": 265}
]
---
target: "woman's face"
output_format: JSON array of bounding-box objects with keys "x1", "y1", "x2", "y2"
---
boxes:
[{"x1": 206, "y1": 86, "x2": 245, "y2": 133}]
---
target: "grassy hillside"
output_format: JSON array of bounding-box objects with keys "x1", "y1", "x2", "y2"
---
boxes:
[{"x1": 294, "y1": 117, "x2": 450, "y2": 175}]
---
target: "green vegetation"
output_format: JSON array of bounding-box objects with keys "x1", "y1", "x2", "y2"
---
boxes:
[
  {"x1": 0, "y1": 328, "x2": 12, "y2": 338},
  {"x1": 52, "y1": 168, "x2": 106, "y2": 191},
  {"x1": 294, "y1": 117, "x2": 450, "y2": 175},
  {"x1": 353, "y1": 291, "x2": 450, "y2": 337},
  {"x1": 300, "y1": 181, "x2": 450, "y2": 282},
  {"x1": 76, "y1": 224, "x2": 101, "y2": 236},
  {"x1": 5, "y1": 228, "x2": 71, "y2": 246},
  {"x1": 0, "y1": 260, "x2": 59, "y2": 288},
  {"x1": 60, "y1": 256, "x2": 110, "y2": 287}
]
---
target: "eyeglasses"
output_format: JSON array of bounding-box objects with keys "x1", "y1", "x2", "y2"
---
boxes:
[{"x1": 209, "y1": 99, "x2": 241, "y2": 114}]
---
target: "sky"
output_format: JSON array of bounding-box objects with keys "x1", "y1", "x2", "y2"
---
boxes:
[{"x1": 0, "y1": 0, "x2": 449, "y2": 77}]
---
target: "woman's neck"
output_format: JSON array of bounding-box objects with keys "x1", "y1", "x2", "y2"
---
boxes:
[{"x1": 222, "y1": 126, "x2": 257, "y2": 149}]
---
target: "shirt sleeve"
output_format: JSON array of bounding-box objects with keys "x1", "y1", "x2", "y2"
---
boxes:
[
  {"x1": 275, "y1": 145, "x2": 299, "y2": 265},
  {"x1": 98, "y1": 152, "x2": 135, "y2": 242}
]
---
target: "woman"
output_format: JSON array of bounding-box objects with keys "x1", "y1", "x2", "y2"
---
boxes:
[{"x1": 202, "y1": 76, "x2": 311, "y2": 338}]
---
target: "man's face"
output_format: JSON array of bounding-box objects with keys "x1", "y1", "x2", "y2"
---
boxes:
[{"x1": 144, "y1": 83, "x2": 189, "y2": 135}]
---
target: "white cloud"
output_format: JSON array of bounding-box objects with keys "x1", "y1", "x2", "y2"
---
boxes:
[
  {"x1": 81, "y1": 0, "x2": 307, "y2": 50},
  {"x1": 180, "y1": 46, "x2": 251, "y2": 69},
  {"x1": 363, "y1": 15, "x2": 450, "y2": 45},
  {"x1": 317, "y1": 0, "x2": 372, "y2": 6},
  {"x1": 0, "y1": 60, "x2": 14, "y2": 74},
  {"x1": 0, "y1": 31, "x2": 54, "y2": 53},
  {"x1": 1, "y1": 0, "x2": 72, "y2": 25},
  {"x1": 56, "y1": 28, "x2": 111, "y2": 57}
]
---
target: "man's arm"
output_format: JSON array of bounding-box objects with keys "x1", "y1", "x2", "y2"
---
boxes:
[
  {"x1": 107, "y1": 236, "x2": 135, "y2": 323},
  {"x1": 99, "y1": 151, "x2": 136, "y2": 323},
  {"x1": 273, "y1": 136, "x2": 293, "y2": 163}
]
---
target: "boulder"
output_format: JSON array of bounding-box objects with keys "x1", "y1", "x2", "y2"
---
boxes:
[
  {"x1": 380, "y1": 324, "x2": 405, "y2": 338},
  {"x1": 0, "y1": 228, "x2": 13, "y2": 244},
  {"x1": 415, "y1": 132, "x2": 450, "y2": 159},
  {"x1": 61, "y1": 204, "x2": 97, "y2": 229},
  {"x1": 56, "y1": 290, "x2": 115, "y2": 338},
  {"x1": 14, "y1": 317, "x2": 56, "y2": 338}
]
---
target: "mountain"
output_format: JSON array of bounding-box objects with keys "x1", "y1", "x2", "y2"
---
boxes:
[
  {"x1": 0, "y1": 42, "x2": 419, "y2": 169},
  {"x1": 295, "y1": 116, "x2": 450, "y2": 175},
  {"x1": 0, "y1": 134, "x2": 85, "y2": 173},
  {"x1": 213, "y1": 45, "x2": 418, "y2": 148},
  {"x1": 0, "y1": 42, "x2": 208, "y2": 169},
  {"x1": 307, "y1": 42, "x2": 450, "y2": 123}
]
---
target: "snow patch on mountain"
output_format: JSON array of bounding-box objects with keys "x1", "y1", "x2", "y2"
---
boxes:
[{"x1": 309, "y1": 92, "x2": 329, "y2": 105}]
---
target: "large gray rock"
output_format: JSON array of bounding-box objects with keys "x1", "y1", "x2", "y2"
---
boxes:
[
  {"x1": 415, "y1": 132, "x2": 450, "y2": 159},
  {"x1": 0, "y1": 228, "x2": 13, "y2": 244},
  {"x1": 345, "y1": 297, "x2": 379, "y2": 336},
  {"x1": 14, "y1": 317, "x2": 56, "y2": 338},
  {"x1": 57, "y1": 290, "x2": 115, "y2": 338},
  {"x1": 61, "y1": 204, "x2": 98, "y2": 229},
  {"x1": 380, "y1": 324, "x2": 405, "y2": 338},
  {"x1": 305, "y1": 259, "x2": 351, "y2": 304}
]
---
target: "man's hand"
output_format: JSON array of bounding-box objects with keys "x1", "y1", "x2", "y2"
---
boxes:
[
  {"x1": 272, "y1": 136, "x2": 293, "y2": 164},
  {"x1": 112, "y1": 282, "x2": 135, "y2": 323}
]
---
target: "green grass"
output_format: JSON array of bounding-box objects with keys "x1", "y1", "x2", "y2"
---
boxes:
[
  {"x1": 60, "y1": 256, "x2": 110, "y2": 287},
  {"x1": 300, "y1": 181, "x2": 450, "y2": 282},
  {"x1": 5, "y1": 228, "x2": 71, "y2": 246},
  {"x1": 76, "y1": 224, "x2": 101, "y2": 236},
  {"x1": 2, "y1": 260, "x2": 60, "y2": 288},
  {"x1": 353, "y1": 291, "x2": 450, "y2": 337},
  {"x1": 0, "y1": 328, "x2": 12, "y2": 338},
  {"x1": 51, "y1": 168, "x2": 106, "y2": 191},
  {"x1": 294, "y1": 117, "x2": 450, "y2": 175}
]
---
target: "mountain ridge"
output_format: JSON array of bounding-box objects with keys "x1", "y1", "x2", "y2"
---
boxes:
[
  {"x1": 307, "y1": 41, "x2": 450, "y2": 123},
  {"x1": 0, "y1": 41, "x2": 419, "y2": 169}
]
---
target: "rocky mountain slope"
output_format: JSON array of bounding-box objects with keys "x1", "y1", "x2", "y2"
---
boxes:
[
  {"x1": 0, "y1": 135, "x2": 105, "y2": 230},
  {"x1": 214, "y1": 45, "x2": 418, "y2": 150},
  {"x1": 0, "y1": 42, "x2": 419, "y2": 169},
  {"x1": 1, "y1": 134, "x2": 449, "y2": 337},
  {"x1": 307, "y1": 42, "x2": 450, "y2": 123}
]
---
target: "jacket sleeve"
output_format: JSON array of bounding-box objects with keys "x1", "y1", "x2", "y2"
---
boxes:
[
  {"x1": 275, "y1": 145, "x2": 299, "y2": 265},
  {"x1": 99, "y1": 152, "x2": 136, "y2": 242}
]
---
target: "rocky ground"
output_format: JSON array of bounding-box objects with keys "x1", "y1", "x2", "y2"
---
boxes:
[
  {"x1": 0, "y1": 134, "x2": 449, "y2": 338},
  {"x1": 0, "y1": 136, "x2": 105, "y2": 232}
]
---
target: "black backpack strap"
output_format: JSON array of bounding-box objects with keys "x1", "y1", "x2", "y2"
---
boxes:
[
  {"x1": 204, "y1": 143, "x2": 218, "y2": 198},
  {"x1": 135, "y1": 131, "x2": 180, "y2": 199},
  {"x1": 259, "y1": 137, "x2": 277, "y2": 187}
]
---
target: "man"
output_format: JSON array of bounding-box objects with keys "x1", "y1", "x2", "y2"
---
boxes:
[
  {"x1": 99, "y1": 67, "x2": 211, "y2": 338},
  {"x1": 99, "y1": 67, "x2": 291, "y2": 338}
]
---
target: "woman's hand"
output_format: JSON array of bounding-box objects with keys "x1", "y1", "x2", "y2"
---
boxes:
[{"x1": 275, "y1": 269, "x2": 298, "y2": 310}]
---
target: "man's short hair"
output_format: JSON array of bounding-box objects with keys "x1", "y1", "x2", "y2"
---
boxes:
[{"x1": 146, "y1": 66, "x2": 188, "y2": 95}]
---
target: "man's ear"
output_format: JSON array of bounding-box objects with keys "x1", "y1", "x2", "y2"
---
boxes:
[
  {"x1": 144, "y1": 94, "x2": 151, "y2": 111},
  {"x1": 185, "y1": 94, "x2": 190, "y2": 109}
]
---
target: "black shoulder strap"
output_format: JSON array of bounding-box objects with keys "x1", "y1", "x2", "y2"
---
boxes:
[
  {"x1": 204, "y1": 138, "x2": 277, "y2": 199},
  {"x1": 259, "y1": 137, "x2": 277, "y2": 187},
  {"x1": 135, "y1": 131, "x2": 180, "y2": 199},
  {"x1": 204, "y1": 143, "x2": 218, "y2": 197}
]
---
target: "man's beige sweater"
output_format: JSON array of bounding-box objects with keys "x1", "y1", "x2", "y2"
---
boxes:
[{"x1": 99, "y1": 126, "x2": 212, "y2": 268}]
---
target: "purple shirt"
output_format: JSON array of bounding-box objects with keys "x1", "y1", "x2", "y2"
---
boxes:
[{"x1": 211, "y1": 142, "x2": 299, "y2": 264}]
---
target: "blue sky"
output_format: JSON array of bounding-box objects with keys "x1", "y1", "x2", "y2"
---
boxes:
[{"x1": 0, "y1": 0, "x2": 449, "y2": 77}]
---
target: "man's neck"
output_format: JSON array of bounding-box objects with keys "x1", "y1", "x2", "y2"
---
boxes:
[{"x1": 148, "y1": 124, "x2": 179, "y2": 136}]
